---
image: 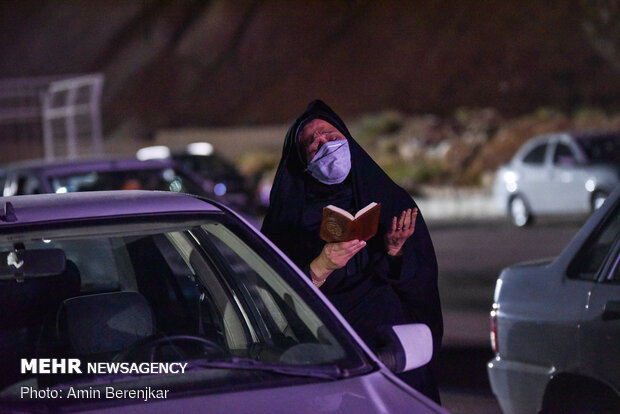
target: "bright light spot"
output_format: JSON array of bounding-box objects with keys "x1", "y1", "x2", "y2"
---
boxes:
[
  {"x1": 214, "y1": 183, "x2": 227, "y2": 196},
  {"x1": 594, "y1": 196, "x2": 606, "y2": 210},
  {"x1": 585, "y1": 179, "x2": 595, "y2": 192},
  {"x1": 55, "y1": 187, "x2": 68, "y2": 194},
  {"x1": 162, "y1": 168, "x2": 176, "y2": 181},
  {"x1": 506, "y1": 181, "x2": 517, "y2": 193},
  {"x1": 137, "y1": 145, "x2": 171, "y2": 160},
  {"x1": 493, "y1": 279, "x2": 503, "y2": 302},
  {"x1": 187, "y1": 142, "x2": 214, "y2": 156},
  {"x1": 503, "y1": 171, "x2": 518, "y2": 192},
  {"x1": 42, "y1": 239, "x2": 51, "y2": 244},
  {"x1": 503, "y1": 171, "x2": 518, "y2": 182},
  {"x1": 169, "y1": 178, "x2": 183, "y2": 192}
]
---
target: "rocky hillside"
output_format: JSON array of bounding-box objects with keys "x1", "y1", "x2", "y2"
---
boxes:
[
  {"x1": 2, "y1": 0, "x2": 619, "y2": 139},
  {"x1": 354, "y1": 108, "x2": 620, "y2": 190},
  {"x1": 147, "y1": 107, "x2": 620, "y2": 193}
]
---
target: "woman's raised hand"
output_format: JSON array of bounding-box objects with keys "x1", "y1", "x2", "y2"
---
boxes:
[{"x1": 385, "y1": 208, "x2": 417, "y2": 256}]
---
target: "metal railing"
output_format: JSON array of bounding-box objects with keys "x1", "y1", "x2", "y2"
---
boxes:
[
  {"x1": 41, "y1": 74, "x2": 104, "y2": 160},
  {"x1": 0, "y1": 74, "x2": 104, "y2": 163}
]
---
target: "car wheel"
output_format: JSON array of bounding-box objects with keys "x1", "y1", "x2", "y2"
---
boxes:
[
  {"x1": 509, "y1": 195, "x2": 532, "y2": 227},
  {"x1": 540, "y1": 383, "x2": 620, "y2": 414},
  {"x1": 591, "y1": 190, "x2": 608, "y2": 211}
]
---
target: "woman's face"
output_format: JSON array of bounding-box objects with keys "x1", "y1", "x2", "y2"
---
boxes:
[{"x1": 298, "y1": 119, "x2": 346, "y2": 163}]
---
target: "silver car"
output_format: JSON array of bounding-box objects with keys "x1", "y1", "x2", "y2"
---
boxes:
[
  {"x1": 0, "y1": 191, "x2": 445, "y2": 413},
  {"x1": 487, "y1": 187, "x2": 620, "y2": 413},
  {"x1": 493, "y1": 130, "x2": 619, "y2": 226}
]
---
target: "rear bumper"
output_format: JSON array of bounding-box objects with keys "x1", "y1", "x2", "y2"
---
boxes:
[{"x1": 487, "y1": 356, "x2": 552, "y2": 414}]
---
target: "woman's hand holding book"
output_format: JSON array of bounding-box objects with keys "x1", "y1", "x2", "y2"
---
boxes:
[{"x1": 309, "y1": 239, "x2": 366, "y2": 287}]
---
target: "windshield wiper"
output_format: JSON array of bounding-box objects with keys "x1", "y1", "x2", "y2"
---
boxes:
[{"x1": 185, "y1": 357, "x2": 342, "y2": 380}]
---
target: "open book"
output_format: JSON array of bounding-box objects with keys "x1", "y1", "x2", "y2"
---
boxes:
[{"x1": 319, "y1": 202, "x2": 381, "y2": 243}]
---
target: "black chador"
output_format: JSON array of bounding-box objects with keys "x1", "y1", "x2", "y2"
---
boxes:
[{"x1": 261, "y1": 100, "x2": 443, "y2": 403}]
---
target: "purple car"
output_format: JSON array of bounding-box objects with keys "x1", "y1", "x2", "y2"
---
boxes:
[
  {"x1": 0, "y1": 191, "x2": 445, "y2": 413},
  {"x1": 0, "y1": 157, "x2": 251, "y2": 216}
]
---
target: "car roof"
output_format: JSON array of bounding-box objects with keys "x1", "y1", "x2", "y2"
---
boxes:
[
  {"x1": 0, "y1": 190, "x2": 220, "y2": 227},
  {"x1": 530, "y1": 129, "x2": 620, "y2": 142},
  {"x1": 0, "y1": 157, "x2": 178, "y2": 176},
  {"x1": 515, "y1": 129, "x2": 620, "y2": 158},
  {"x1": 551, "y1": 184, "x2": 620, "y2": 268}
]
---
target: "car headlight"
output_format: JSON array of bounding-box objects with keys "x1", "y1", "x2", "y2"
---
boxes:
[{"x1": 503, "y1": 171, "x2": 519, "y2": 192}]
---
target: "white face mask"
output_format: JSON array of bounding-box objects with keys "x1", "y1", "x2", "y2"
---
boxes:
[{"x1": 306, "y1": 140, "x2": 351, "y2": 185}]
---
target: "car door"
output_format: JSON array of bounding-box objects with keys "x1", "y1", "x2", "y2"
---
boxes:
[
  {"x1": 548, "y1": 138, "x2": 590, "y2": 213},
  {"x1": 577, "y1": 205, "x2": 620, "y2": 391},
  {"x1": 517, "y1": 139, "x2": 553, "y2": 212}
]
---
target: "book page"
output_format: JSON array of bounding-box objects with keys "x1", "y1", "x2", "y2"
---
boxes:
[
  {"x1": 325, "y1": 205, "x2": 354, "y2": 221},
  {"x1": 354, "y1": 202, "x2": 378, "y2": 219}
]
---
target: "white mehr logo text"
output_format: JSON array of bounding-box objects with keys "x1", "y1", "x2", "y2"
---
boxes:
[{"x1": 21, "y1": 358, "x2": 82, "y2": 374}]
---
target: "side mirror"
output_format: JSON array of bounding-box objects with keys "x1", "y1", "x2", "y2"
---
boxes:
[{"x1": 375, "y1": 323, "x2": 433, "y2": 373}]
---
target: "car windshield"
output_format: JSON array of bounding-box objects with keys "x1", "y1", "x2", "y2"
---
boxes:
[
  {"x1": 174, "y1": 154, "x2": 239, "y2": 179},
  {"x1": 173, "y1": 154, "x2": 245, "y2": 193},
  {"x1": 0, "y1": 214, "x2": 369, "y2": 408},
  {"x1": 47, "y1": 168, "x2": 207, "y2": 195},
  {"x1": 575, "y1": 134, "x2": 620, "y2": 164}
]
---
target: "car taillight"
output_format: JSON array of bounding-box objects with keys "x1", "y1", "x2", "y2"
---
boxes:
[{"x1": 490, "y1": 302, "x2": 499, "y2": 354}]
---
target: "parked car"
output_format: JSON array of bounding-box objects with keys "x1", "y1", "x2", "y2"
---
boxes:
[
  {"x1": 0, "y1": 157, "x2": 251, "y2": 216},
  {"x1": 493, "y1": 130, "x2": 620, "y2": 226},
  {"x1": 487, "y1": 187, "x2": 620, "y2": 413},
  {"x1": 0, "y1": 190, "x2": 445, "y2": 413},
  {"x1": 137, "y1": 144, "x2": 255, "y2": 212}
]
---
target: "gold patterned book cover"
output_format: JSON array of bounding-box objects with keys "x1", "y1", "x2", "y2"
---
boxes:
[{"x1": 319, "y1": 202, "x2": 381, "y2": 243}]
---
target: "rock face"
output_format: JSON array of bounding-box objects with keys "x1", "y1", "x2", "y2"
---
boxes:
[{"x1": 1, "y1": 1, "x2": 619, "y2": 135}]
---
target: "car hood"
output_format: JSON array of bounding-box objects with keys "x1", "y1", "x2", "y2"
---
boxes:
[
  {"x1": 507, "y1": 256, "x2": 556, "y2": 269},
  {"x1": 65, "y1": 371, "x2": 446, "y2": 414}
]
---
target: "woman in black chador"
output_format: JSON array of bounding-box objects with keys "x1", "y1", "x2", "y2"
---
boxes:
[{"x1": 261, "y1": 100, "x2": 443, "y2": 402}]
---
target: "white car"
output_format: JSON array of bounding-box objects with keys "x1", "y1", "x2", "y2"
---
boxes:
[{"x1": 493, "y1": 130, "x2": 619, "y2": 226}]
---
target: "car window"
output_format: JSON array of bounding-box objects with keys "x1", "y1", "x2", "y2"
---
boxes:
[
  {"x1": 174, "y1": 154, "x2": 238, "y2": 178},
  {"x1": 199, "y1": 223, "x2": 334, "y2": 351},
  {"x1": 48, "y1": 168, "x2": 206, "y2": 196},
  {"x1": 2, "y1": 175, "x2": 17, "y2": 196},
  {"x1": 553, "y1": 143, "x2": 576, "y2": 166},
  {"x1": 0, "y1": 215, "x2": 366, "y2": 402},
  {"x1": 19, "y1": 175, "x2": 42, "y2": 195},
  {"x1": 568, "y1": 203, "x2": 620, "y2": 281},
  {"x1": 3, "y1": 174, "x2": 41, "y2": 196},
  {"x1": 608, "y1": 250, "x2": 620, "y2": 282},
  {"x1": 20, "y1": 237, "x2": 125, "y2": 292},
  {"x1": 522, "y1": 143, "x2": 547, "y2": 165}
]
